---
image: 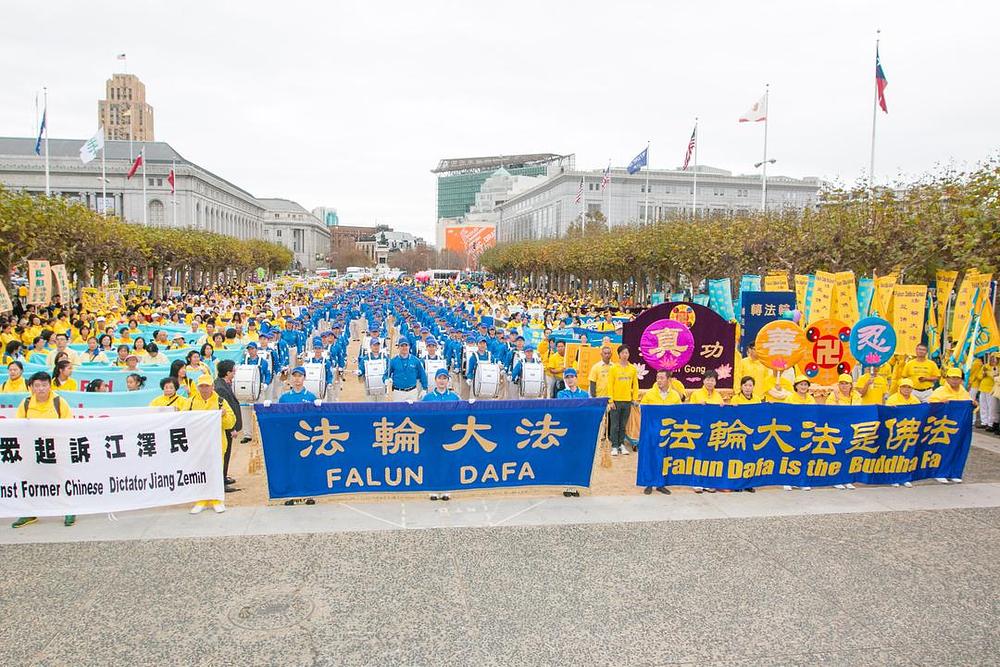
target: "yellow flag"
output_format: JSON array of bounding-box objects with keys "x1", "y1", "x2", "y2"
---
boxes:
[
  {"x1": 872, "y1": 273, "x2": 898, "y2": 318},
  {"x1": 763, "y1": 272, "x2": 790, "y2": 292},
  {"x1": 951, "y1": 270, "x2": 992, "y2": 342},
  {"x1": 974, "y1": 297, "x2": 1000, "y2": 357},
  {"x1": 892, "y1": 284, "x2": 927, "y2": 357},
  {"x1": 935, "y1": 269, "x2": 958, "y2": 334},
  {"x1": 809, "y1": 271, "x2": 836, "y2": 321},
  {"x1": 832, "y1": 271, "x2": 859, "y2": 326},
  {"x1": 925, "y1": 293, "x2": 940, "y2": 360},
  {"x1": 794, "y1": 274, "x2": 810, "y2": 314}
]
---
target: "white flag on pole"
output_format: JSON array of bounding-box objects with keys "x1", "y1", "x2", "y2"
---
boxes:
[
  {"x1": 79, "y1": 129, "x2": 105, "y2": 164},
  {"x1": 738, "y1": 95, "x2": 768, "y2": 122}
]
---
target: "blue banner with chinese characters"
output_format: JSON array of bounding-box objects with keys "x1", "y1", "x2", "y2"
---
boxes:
[
  {"x1": 255, "y1": 399, "x2": 606, "y2": 498},
  {"x1": 739, "y1": 290, "x2": 796, "y2": 355},
  {"x1": 637, "y1": 402, "x2": 973, "y2": 490}
]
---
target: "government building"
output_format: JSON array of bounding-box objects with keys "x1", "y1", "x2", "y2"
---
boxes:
[{"x1": 496, "y1": 165, "x2": 823, "y2": 242}]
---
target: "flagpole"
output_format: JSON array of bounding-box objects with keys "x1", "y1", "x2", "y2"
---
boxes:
[
  {"x1": 171, "y1": 160, "x2": 176, "y2": 227},
  {"x1": 692, "y1": 118, "x2": 698, "y2": 218},
  {"x1": 581, "y1": 175, "x2": 586, "y2": 238},
  {"x1": 101, "y1": 141, "x2": 107, "y2": 215},
  {"x1": 605, "y1": 159, "x2": 612, "y2": 231},
  {"x1": 869, "y1": 29, "x2": 880, "y2": 195},
  {"x1": 761, "y1": 84, "x2": 769, "y2": 211},
  {"x1": 43, "y1": 87, "x2": 50, "y2": 196},
  {"x1": 644, "y1": 141, "x2": 650, "y2": 225},
  {"x1": 142, "y1": 147, "x2": 147, "y2": 226}
]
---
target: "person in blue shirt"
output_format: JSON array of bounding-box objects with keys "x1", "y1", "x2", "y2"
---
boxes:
[
  {"x1": 276, "y1": 367, "x2": 318, "y2": 403},
  {"x1": 466, "y1": 337, "x2": 492, "y2": 381},
  {"x1": 385, "y1": 339, "x2": 427, "y2": 402},
  {"x1": 302, "y1": 338, "x2": 333, "y2": 393},
  {"x1": 422, "y1": 367, "x2": 460, "y2": 402},
  {"x1": 556, "y1": 367, "x2": 590, "y2": 399},
  {"x1": 242, "y1": 342, "x2": 272, "y2": 386}
]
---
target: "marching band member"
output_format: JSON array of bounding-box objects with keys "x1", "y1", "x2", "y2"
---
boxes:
[
  {"x1": 303, "y1": 338, "x2": 334, "y2": 400},
  {"x1": 358, "y1": 338, "x2": 390, "y2": 402},
  {"x1": 422, "y1": 367, "x2": 460, "y2": 401},
  {"x1": 385, "y1": 339, "x2": 427, "y2": 402},
  {"x1": 276, "y1": 367, "x2": 318, "y2": 403}
]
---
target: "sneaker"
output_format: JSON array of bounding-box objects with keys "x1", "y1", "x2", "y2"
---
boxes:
[
  {"x1": 783, "y1": 485, "x2": 794, "y2": 491},
  {"x1": 891, "y1": 483, "x2": 900, "y2": 488},
  {"x1": 693, "y1": 487, "x2": 704, "y2": 494},
  {"x1": 935, "y1": 477, "x2": 949, "y2": 484},
  {"x1": 190, "y1": 502, "x2": 208, "y2": 514},
  {"x1": 621, "y1": 447, "x2": 630, "y2": 456},
  {"x1": 63, "y1": 515, "x2": 76, "y2": 527},
  {"x1": 834, "y1": 484, "x2": 846, "y2": 489},
  {"x1": 642, "y1": 486, "x2": 653, "y2": 495},
  {"x1": 213, "y1": 502, "x2": 226, "y2": 513},
  {"x1": 801, "y1": 486, "x2": 812, "y2": 491},
  {"x1": 903, "y1": 481, "x2": 913, "y2": 488},
  {"x1": 441, "y1": 493, "x2": 451, "y2": 501},
  {"x1": 950, "y1": 478, "x2": 962, "y2": 483},
  {"x1": 705, "y1": 488, "x2": 716, "y2": 493},
  {"x1": 11, "y1": 517, "x2": 37, "y2": 529},
  {"x1": 430, "y1": 494, "x2": 440, "y2": 501},
  {"x1": 656, "y1": 486, "x2": 671, "y2": 495},
  {"x1": 845, "y1": 483, "x2": 856, "y2": 490},
  {"x1": 745, "y1": 487, "x2": 756, "y2": 493},
  {"x1": 611, "y1": 448, "x2": 620, "y2": 457},
  {"x1": 225, "y1": 476, "x2": 236, "y2": 485}
]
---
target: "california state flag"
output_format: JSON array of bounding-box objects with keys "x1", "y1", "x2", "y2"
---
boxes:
[{"x1": 739, "y1": 95, "x2": 768, "y2": 122}]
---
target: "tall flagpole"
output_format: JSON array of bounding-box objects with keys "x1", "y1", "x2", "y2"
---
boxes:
[
  {"x1": 761, "y1": 84, "x2": 769, "y2": 211},
  {"x1": 581, "y1": 175, "x2": 586, "y2": 238},
  {"x1": 643, "y1": 141, "x2": 650, "y2": 225},
  {"x1": 101, "y1": 138, "x2": 107, "y2": 214},
  {"x1": 869, "y1": 29, "x2": 881, "y2": 194},
  {"x1": 605, "y1": 159, "x2": 612, "y2": 231},
  {"x1": 43, "y1": 87, "x2": 50, "y2": 196},
  {"x1": 141, "y1": 147, "x2": 147, "y2": 226},
  {"x1": 692, "y1": 118, "x2": 698, "y2": 217},
  {"x1": 171, "y1": 159, "x2": 176, "y2": 227}
]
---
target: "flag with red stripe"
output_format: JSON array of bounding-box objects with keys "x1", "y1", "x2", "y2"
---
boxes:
[
  {"x1": 682, "y1": 124, "x2": 697, "y2": 170},
  {"x1": 575, "y1": 178, "x2": 583, "y2": 204},
  {"x1": 126, "y1": 153, "x2": 143, "y2": 180},
  {"x1": 876, "y1": 46, "x2": 888, "y2": 113}
]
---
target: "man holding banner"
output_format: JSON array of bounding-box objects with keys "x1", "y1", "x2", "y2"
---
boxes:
[{"x1": 11, "y1": 371, "x2": 76, "y2": 529}]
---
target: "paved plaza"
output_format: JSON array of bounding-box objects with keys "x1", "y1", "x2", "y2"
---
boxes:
[{"x1": 2, "y1": 435, "x2": 999, "y2": 666}]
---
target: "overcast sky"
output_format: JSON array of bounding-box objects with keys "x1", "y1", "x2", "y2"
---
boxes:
[{"x1": 2, "y1": 1, "x2": 998, "y2": 241}]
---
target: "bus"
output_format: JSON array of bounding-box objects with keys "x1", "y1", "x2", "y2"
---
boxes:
[{"x1": 428, "y1": 269, "x2": 460, "y2": 282}]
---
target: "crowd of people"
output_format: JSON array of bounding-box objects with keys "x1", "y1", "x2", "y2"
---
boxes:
[{"x1": 1, "y1": 275, "x2": 994, "y2": 527}]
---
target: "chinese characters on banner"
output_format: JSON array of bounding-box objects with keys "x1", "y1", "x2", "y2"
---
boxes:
[
  {"x1": 622, "y1": 303, "x2": 737, "y2": 389},
  {"x1": 832, "y1": 271, "x2": 860, "y2": 326},
  {"x1": 637, "y1": 402, "x2": 972, "y2": 490},
  {"x1": 950, "y1": 270, "x2": 993, "y2": 343},
  {"x1": 255, "y1": 399, "x2": 607, "y2": 498},
  {"x1": 739, "y1": 291, "x2": 796, "y2": 356},
  {"x1": 0, "y1": 411, "x2": 224, "y2": 517},
  {"x1": 26, "y1": 259, "x2": 52, "y2": 305},
  {"x1": 762, "y1": 272, "x2": 790, "y2": 292},
  {"x1": 50, "y1": 264, "x2": 72, "y2": 300},
  {"x1": 0, "y1": 281, "x2": 13, "y2": 313},
  {"x1": 891, "y1": 284, "x2": 928, "y2": 357},
  {"x1": 809, "y1": 271, "x2": 837, "y2": 321}
]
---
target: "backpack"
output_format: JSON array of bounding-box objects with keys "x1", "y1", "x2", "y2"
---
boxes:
[{"x1": 21, "y1": 395, "x2": 66, "y2": 418}]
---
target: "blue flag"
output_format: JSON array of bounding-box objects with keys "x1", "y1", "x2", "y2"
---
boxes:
[
  {"x1": 34, "y1": 108, "x2": 46, "y2": 156},
  {"x1": 627, "y1": 146, "x2": 648, "y2": 175}
]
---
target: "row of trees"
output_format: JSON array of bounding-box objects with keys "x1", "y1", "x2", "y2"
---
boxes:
[
  {"x1": 0, "y1": 186, "x2": 294, "y2": 298},
  {"x1": 480, "y1": 160, "x2": 1000, "y2": 301}
]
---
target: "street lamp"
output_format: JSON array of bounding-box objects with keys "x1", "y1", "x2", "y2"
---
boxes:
[{"x1": 754, "y1": 159, "x2": 777, "y2": 168}]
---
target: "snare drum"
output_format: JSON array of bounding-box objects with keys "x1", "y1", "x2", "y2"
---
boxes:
[
  {"x1": 233, "y1": 364, "x2": 262, "y2": 402},
  {"x1": 473, "y1": 362, "x2": 503, "y2": 399},
  {"x1": 303, "y1": 364, "x2": 328, "y2": 399},
  {"x1": 519, "y1": 362, "x2": 546, "y2": 398},
  {"x1": 363, "y1": 357, "x2": 388, "y2": 396},
  {"x1": 424, "y1": 358, "x2": 448, "y2": 387}
]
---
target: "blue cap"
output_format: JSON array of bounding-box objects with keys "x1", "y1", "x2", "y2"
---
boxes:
[
  {"x1": 321, "y1": 330, "x2": 333, "y2": 337},
  {"x1": 291, "y1": 366, "x2": 306, "y2": 376},
  {"x1": 312, "y1": 339, "x2": 324, "y2": 348},
  {"x1": 246, "y1": 342, "x2": 258, "y2": 349},
  {"x1": 563, "y1": 367, "x2": 578, "y2": 377},
  {"x1": 435, "y1": 367, "x2": 450, "y2": 378},
  {"x1": 477, "y1": 337, "x2": 488, "y2": 344},
  {"x1": 397, "y1": 339, "x2": 410, "y2": 346},
  {"x1": 426, "y1": 338, "x2": 438, "y2": 346},
  {"x1": 370, "y1": 338, "x2": 381, "y2": 345},
  {"x1": 525, "y1": 344, "x2": 535, "y2": 351}
]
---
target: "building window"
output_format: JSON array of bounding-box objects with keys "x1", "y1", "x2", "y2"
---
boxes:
[
  {"x1": 156, "y1": 178, "x2": 163, "y2": 187},
  {"x1": 148, "y1": 200, "x2": 165, "y2": 226},
  {"x1": 148, "y1": 178, "x2": 155, "y2": 186},
  {"x1": 276, "y1": 230, "x2": 282, "y2": 238}
]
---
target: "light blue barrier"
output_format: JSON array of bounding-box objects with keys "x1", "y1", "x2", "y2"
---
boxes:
[{"x1": 0, "y1": 387, "x2": 162, "y2": 409}]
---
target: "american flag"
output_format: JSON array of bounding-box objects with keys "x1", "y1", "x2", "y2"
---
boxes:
[
  {"x1": 682, "y1": 124, "x2": 697, "y2": 171},
  {"x1": 574, "y1": 178, "x2": 583, "y2": 204},
  {"x1": 600, "y1": 162, "x2": 611, "y2": 190}
]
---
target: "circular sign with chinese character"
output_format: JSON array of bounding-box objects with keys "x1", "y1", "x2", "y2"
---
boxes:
[
  {"x1": 799, "y1": 318, "x2": 855, "y2": 385},
  {"x1": 754, "y1": 320, "x2": 809, "y2": 371},
  {"x1": 639, "y1": 318, "x2": 695, "y2": 371},
  {"x1": 849, "y1": 316, "x2": 897, "y2": 367}
]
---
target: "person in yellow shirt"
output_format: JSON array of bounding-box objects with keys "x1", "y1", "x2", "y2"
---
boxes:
[
  {"x1": 930, "y1": 367, "x2": 974, "y2": 484},
  {"x1": 149, "y1": 377, "x2": 191, "y2": 410},
  {"x1": 1, "y1": 361, "x2": 27, "y2": 393},
  {"x1": 51, "y1": 360, "x2": 78, "y2": 392},
  {"x1": 761, "y1": 372, "x2": 795, "y2": 403},
  {"x1": 640, "y1": 369, "x2": 683, "y2": 405},
  {"x1": 738, "y1": 345, "x2": 771, "y2": 397},
  {"x1": 977, "y1": 354, "x2": 997, "y2": 433},
  {"x1": 545, "y1": 340, "x2": 567, "y2": 397},
  {"x1": 606, "y1": 345, "x2": 639, "y2": 456},
  {"x1": 785, "y1": 375, "x2": 816, "y2": 405},
  {"x1": 587, "y1": 346, "x2": 614, "y2": 398},
  {"x1": 885, "y1": 378, "x2": 920, "y2": 406},
  {"x1": 856, "y1": 365, "x2": 890, "y2": 405},
  {"x1": 900, "y1": 344, "x2": 939, "y2": 402},
  {"x1": 829, "y1": 373, "x2": 862, "y2": 406},
  {"x1": 689, "y1": 370, "x2": 724, "y2": 405},
  {"x1": 12, "y1": 371, "x2": 75, "y2": 529},
  {"x1": 186, "y1": 374, "x2": 236, "y2": 514},
  {"x1": 730, "y1": 376, "x2": 761, "y2": 405}
]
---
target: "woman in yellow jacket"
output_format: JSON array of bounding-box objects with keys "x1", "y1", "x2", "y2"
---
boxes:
[
  {"x1": 1, "y1": 361, "x2": 27, "y2": 393},
  {"x1": 606, "y1": 345, "x2": 639, "y2": 456},
  {"x1": 51, "y1": 360, "x2": 78, "y2": 392},
  {"x1": 186, "y1": 374, "x2": 236, "y2": 514},
  {"x1": 149, "y1": 377, "x2": 190, "y2": 410}
]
